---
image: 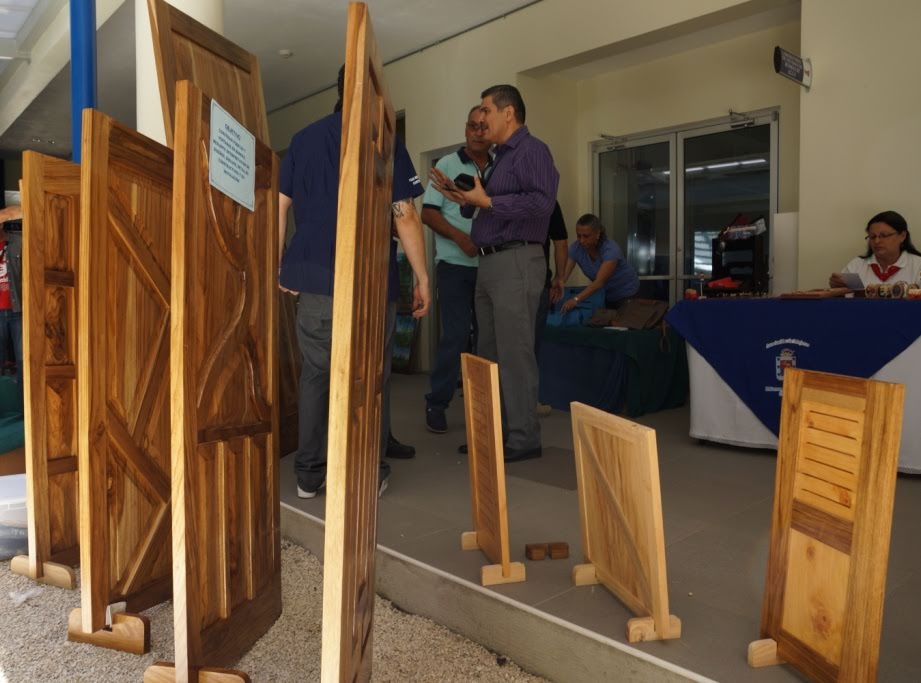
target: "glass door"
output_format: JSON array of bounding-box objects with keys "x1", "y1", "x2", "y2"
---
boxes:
[
  {"x1": 595, "y1": 135, "x2": 675, "y2": 302},
  {"x1": 677, "y1": 118, "x2": 775, "y2": 296}
]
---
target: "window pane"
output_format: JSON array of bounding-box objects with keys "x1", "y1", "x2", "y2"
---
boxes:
[
  {"x1": 682, "y1": 125, "x2": 770, "y2": 287},
  {"x1": 598, "y1": 142, "x2": 670, "y2": 277}
]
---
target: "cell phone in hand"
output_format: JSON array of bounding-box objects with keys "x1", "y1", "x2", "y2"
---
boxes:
[{"x1": 453, "y1": 173, "x2": 476, "y2": 191}]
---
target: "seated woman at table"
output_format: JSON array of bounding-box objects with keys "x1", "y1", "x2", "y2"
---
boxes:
[
  {"x1": 559, "y1": 213, "x2": 639, "y2": 312},
  {"x1": 829, "y1": 210, "x2": 921, "y2": 287}
]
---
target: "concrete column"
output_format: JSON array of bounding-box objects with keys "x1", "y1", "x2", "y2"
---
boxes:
[{"x1": 135, "y1": 0, "x2": 223, "y2": 143}]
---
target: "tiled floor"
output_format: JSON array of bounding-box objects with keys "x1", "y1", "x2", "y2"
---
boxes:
[{"x1": 281, "y1": 372, "x2": 921, "y2": 682}]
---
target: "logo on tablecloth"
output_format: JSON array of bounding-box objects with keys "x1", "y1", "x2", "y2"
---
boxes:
[
  {"x1": 775, "y1": 348, "x2": 797, "y2": 381},
  {"x1": 764, "y1": 338, "x2": 810, "y2": 396}
]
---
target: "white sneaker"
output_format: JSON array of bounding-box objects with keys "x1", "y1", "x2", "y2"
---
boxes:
[
  {"x1": 378, "y1": 477, "x2": 389, "y2": 497},
  {"x1": 297, "y1": 481, "x2": 325, "y2": 499}
]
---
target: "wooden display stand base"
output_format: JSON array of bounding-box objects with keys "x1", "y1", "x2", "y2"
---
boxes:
[
  {"x1": 67, "y1": 608, "x2": 150, "y2": 654},
  {"x1": 144, "y1": 663, "x2": 250, "y2": 683},
  {"x1": 572, "y1": 563, "x2": 680, "y2": 642},
  {"x1": 461, "y1": 531, "x2": 526, "y2": 586},
  {"x1": 748, "y1": 638, "x2": 784, "y2": 667},
  {"x1": 9, "y1": 556, "x2": 76, "y2": 589}
]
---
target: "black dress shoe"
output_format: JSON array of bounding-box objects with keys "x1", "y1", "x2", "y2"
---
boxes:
[
  {"x1": 504, "y1": 446, "x2": 542, "y2": 463},
  {"x1": 386, "y1": 432, "x2": 416, "y2": 459}
]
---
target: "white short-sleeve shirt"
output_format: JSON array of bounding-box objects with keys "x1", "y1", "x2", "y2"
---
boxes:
[{"x1": 841, "y1": 251, "x2": 921, "y2": 286}]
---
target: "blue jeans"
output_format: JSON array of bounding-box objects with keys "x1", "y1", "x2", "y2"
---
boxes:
[
  {"x1": 425, "y1": 261, "x2": 477, "y2": 411},
  {"x1": 0, "y1": 309, "x2": 22, "y2": 382}
]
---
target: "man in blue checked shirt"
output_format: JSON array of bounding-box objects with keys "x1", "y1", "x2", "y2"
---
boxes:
[{"x1": 430, "y1": 84, "x2": 559, "y2": 462}]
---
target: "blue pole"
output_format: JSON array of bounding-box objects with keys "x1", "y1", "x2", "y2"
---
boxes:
[{"x1": 70, "y1": 0, "x2": 97, "y2": 163}]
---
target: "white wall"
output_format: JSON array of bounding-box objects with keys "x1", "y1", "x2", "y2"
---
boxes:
[{"x1": 798, "y1": 0, "x2": 921, "y2": 288}]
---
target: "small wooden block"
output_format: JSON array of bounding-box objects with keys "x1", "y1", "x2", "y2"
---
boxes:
[
  {"x1": 145, "y1": 663, "x2": 252, "y2": 683},
  {"x1": 525, "y1": 543, "x2": 548, "y2": 560},
  {"x1": 481, "y1": 562, "x2": 526, "y2": 586},
  {"x1": 748, "y1": 638, "x2": 783, "y2": 668},
  {"x1": 67, "y1": 608, "x2": 151, "y2": 654},
  {"x1": 461, "y1": 531, "x2": 479, "y2": 551},
  {"x1": 626, "y1": 614, "x2": 682, "y2": 642},
  {"x1": 548, "y1": 542, "x2": 569, "y2": 560},
  {"x1": 572, "y1": 563, "x2": 600, "y2": 586},
  {"x1": 10, "y1": 556, "x2": 77, "y2": 589}
]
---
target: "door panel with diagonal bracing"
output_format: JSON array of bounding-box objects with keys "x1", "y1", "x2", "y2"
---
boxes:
[
  {"x1": 168, "y1": 80, "x2": 280, "y2": 674},
  {"x1": 322, "y1": 4, "x2": 395, "y2": 680},
  {"x1": 78, "y1": 110, "x2": 174, "y2": 634},
  {"x1": 20, "y1": 152, "x2": 81, "y2": 580}
]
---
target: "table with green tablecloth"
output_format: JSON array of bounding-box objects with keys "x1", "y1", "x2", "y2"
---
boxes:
[{"x1": 537, "y1": 325, "x2": 688, "y2": 417}]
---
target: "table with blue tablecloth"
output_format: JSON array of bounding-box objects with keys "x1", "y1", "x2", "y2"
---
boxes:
[
  {"x1": 666, "y1": 299, "x2": 921, "y2": 472},
  {"x1": 537, "y1": 325, "x2": 687, "y2": 417}
]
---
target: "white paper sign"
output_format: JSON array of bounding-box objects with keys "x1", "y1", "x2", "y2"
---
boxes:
[{"x1": 209, "y1": 100, "x2": 255, "y2": 211}]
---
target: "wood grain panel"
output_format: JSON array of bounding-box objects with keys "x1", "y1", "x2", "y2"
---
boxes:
[
  {"x1": 461, "y1": 353, "x2": 515, "y2": 572},
  {"x1": 160, "y1": 81, "x2": 280, "y2": 678},
  {"x1": 755, "y1": 368, "x2": 904, "y2": 682},
  {"x1": 147, "y1": 0, "x2": 299, "y2": 456},
  {"x1": 570, "y1": 402, "x2": 679, "y2": 642},
  {"x1": 321, "y1": 5, "x2": 394, "y2": 681},
  {"x1": 14, "y1": 151, "x2": 81, "y2": 586},
  {"x1": 77, "y1": 109, "x2": 174, "y2": 635}
]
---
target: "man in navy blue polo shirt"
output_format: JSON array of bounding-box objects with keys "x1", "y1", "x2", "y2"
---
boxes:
[{"x1": 278, "y1": 67, "x2": 430, "y2": 499}]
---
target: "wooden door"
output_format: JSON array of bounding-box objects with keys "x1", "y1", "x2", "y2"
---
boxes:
[
  {"x1": 158, "y1": 80, "x2": 280, "y2": 679},
  {"x1": 459, "y1": 353, "x2": 524, "y2": 586},
  {"x1": 570, "y1": 402, "x2": 679, "y2": 642},
  {"x1": 752, "y1": 368, "x2": 903, "y2": 681},
  {"x1": 76, "y1": 109, "x2": 174, "y2": 635},
  {"x1": 322, "y1": 4, "x2": 395, "y2": 681},
  {"x1": 11, "y1": 152, "x2": 81, "y2": 589},
  {"x1": 147, "y1": 0, "x2": 299, "y2": 456}
]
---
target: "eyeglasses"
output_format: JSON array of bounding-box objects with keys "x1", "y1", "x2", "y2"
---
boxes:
[
  {"x1": 866, "y1": 232, "x2": 899, "y2": 241},
  {"x1": 466, "y1": 122, "x2": 487, "y2": 131}
]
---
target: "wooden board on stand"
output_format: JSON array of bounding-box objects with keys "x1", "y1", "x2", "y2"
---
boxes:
[
  {"x1": 321, "y1": 4, "x2": 394, "y2": 681},
  {"x1": 10, "y1": 152, "x2": 81, "y2": 589},
  {"x1": 67, "y1": 109, "x2": 174, "y2": 654},
  {"x1": 146, "y1": 0, "x2": 299, "y2": 455},
  {"x1": 143, "y1": 80, "x2": 280, "y2": 683},
  {"x1": 570, "y1": 402, "x2": 680, "y2": 643},
  {"x1": 460, "y1": 353, "x2": 525, "y2": 587},
  {"x1": 749, "y1": 368, "x2": 904, "y2": 682}
]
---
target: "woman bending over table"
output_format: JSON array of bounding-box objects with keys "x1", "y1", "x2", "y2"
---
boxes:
[
  {"x1": 559, "y1": 213, "x2": 639, "y2": 312},
  {"x1": 829, "y1": 210, "x2": 921, "y2": 287}
]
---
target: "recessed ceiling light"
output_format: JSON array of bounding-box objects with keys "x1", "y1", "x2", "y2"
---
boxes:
[
  {"x1": 31, "y1": 137, "x2": 41, "y2": 143},
  {"x1": 278, "y1": 49, "x2": 293, "y2": 59}
]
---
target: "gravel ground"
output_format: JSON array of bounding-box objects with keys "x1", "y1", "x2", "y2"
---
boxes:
[{"x1": 0, "y1": 541, "x2": 546, "y2": 682}]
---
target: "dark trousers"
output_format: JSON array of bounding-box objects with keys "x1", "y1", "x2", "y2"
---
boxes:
[
  {"x1": 293, "y1": 293, "x2": 392, "y2": 490},
  {"x1": 0, "y1": 309, "x2": 22, "y2": 382},
  {"x1": 425, "y1": 261, "x2": 477, "y2": 411}
]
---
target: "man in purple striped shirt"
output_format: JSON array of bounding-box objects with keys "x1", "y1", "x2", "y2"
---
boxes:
[{"x1": 430, "y1": 84, "x2": 559, "y2": 461}]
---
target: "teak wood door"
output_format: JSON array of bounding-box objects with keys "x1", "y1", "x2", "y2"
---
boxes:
[
  {"x1": 322, "y1": 4, "x2": 395, "y2": 681},
  {"x1": 167, "y1": 80, "x2": 280, "y2": 674},
  {"x1": 146, "y1": 0, "x2": 299, "y2": 456},
  {"x1": 756, "y1": 368, "x2": 903, "y2": 682},
  {"x1": 77, "y1": 110, "x2": 174, "y2": 633},
  {"x1": 17, "y1": 152, "x2": 81, "y2": 585}
]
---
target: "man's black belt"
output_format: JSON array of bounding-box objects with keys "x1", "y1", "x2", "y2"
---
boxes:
[{"x1": 477, "y1": 240, "x2": 542, "y2": 257}]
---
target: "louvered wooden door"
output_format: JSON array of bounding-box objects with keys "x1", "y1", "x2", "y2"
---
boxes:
[
  {"x1": 77, "y1": 110, "x2": 174, "y2": 634},
  {"x1": 147, "y1": 0, "x2": 299, "y2": 455},
  {"x1": 757, "y1": 368, "x2": 903, "y2": 681},
  {"x1": 167, "y1": 80, "x2": 280, "y2": 674},
  {"x1": 14, "y1": 153, "x2": 81, "y2": 587},
  {"x1": 322, "y1": 4, "x2": 395, "y2": 681}
]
